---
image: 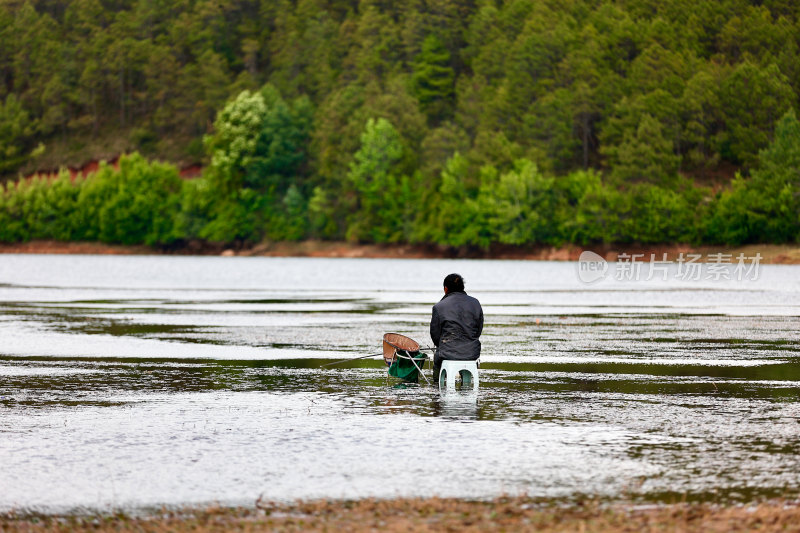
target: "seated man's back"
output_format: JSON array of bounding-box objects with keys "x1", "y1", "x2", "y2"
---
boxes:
[{"x1": 430, "y1": 273, "x2": 483, "y2": 381}]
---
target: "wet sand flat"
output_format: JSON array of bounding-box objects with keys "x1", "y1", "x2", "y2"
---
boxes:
[{"x1": 4, "y1": 498, "x2": 800, "y2": 532}]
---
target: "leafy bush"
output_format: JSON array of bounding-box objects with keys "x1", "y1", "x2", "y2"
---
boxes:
[
  {"x1": 0, "y1": 153, "x2": 182, "y2": 246},
  {"x1": 622, "y1": 183, "x2": 704, "y2": 244},
  {"x1": 96, "y1": 154, "x2": 182, "y2": 245},
  {"x1": 706, "y1": 110, "x2": 800, "y2": 244},
  {"x1": 469, "y1": 159, "x2": 564, "y2": 247},
  {"x1": 558, "y1": 170, "x2": 623, "y2": 245}
]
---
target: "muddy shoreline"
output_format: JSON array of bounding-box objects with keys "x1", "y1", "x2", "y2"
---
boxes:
[
  {"x1": 3, "y1": 497, "x2": 800, "y2": 532},
  {"x1": 0, "y1": 239, "x2": 799, "y2": 264}
]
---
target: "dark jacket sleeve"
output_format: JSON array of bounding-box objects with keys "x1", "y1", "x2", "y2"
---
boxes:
[
  {"x1": 430, "y1": 306, "x2": 442, "y2": 346},
  {"x1": 477, "y1": 306, "x2": 484, "y2": 337}
]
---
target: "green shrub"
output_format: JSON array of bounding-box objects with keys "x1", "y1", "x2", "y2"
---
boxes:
[
  {"x1": 705, "y1": 110, "x2": 800, "y2": 244},
  {"x1": 622, "y1": 183, "x2": 702, "y2": 244},
  {"x1": 95, "y1": 155, "x2": 182, "y2": 245},
  {"x1": 468, "y1": 159, "x2": 565, "y2": 247},
  {"x1": 0, "y1": 153, "x2": 183, "y2": 246},
  {"x1": 560, "y1": 170, "x2": 624, "y2": 245}
]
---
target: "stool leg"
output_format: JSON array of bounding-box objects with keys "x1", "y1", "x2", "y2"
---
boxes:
[
  {"x1": 472, "y1": 369, "x2": 479, "y2": 390},
  {"x1": 447, "y1": 367, "x2": 457, "y2": 388}
]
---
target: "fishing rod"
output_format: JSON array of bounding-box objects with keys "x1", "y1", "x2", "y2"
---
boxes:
[
  {"x1": 321, "y1": 343, "x2": 436, "y2": 368},
  {"x1": 320, "y1": 352, "x2": 383, "y2": 367}
]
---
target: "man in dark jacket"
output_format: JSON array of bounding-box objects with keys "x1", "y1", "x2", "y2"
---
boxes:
[{"x1": 430, "y1": 273, "x2": 484, "y2": 384}]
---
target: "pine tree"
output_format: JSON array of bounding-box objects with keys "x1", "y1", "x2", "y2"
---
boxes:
[
  {"x1": 609, "y1": 114, "x2": 680, "y2": 187},
  {"x1": 0, "y1": 94, "x2": 38, "y2": 173},
  {"x1": 410, "y1": 35, "x2": 455, "y2": 123}
]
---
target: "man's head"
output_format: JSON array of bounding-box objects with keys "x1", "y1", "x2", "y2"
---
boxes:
[{"x1": 443, "y1": 273, "x2": 465, "y2": 294}]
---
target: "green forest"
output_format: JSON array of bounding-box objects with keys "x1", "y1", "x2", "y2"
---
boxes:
[{"x1": 1, "y1": 0, "x2": 799, "y2": 247}]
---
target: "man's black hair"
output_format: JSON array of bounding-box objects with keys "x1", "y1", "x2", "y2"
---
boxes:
[{"x1": 443, "y1": 273, "x2": 465, "y2": 292}]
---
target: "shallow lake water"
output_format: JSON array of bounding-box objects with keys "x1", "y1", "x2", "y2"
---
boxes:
[{"x1": 1, "y1": 254, "x2": 799, "y2": 513}]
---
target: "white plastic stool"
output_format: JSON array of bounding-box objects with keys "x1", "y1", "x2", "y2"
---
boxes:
[{"x1": 439, "y1": 360, "x2": 479, "y2": 390}]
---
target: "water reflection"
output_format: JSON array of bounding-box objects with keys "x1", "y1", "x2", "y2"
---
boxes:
[{"x1": 434, "y1": 391, "x2": 480, "y2": 420}]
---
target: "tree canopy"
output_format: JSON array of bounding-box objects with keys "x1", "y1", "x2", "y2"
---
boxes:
[{"x1": 1, "y1": 0, "x2": 800, "y2": 247}]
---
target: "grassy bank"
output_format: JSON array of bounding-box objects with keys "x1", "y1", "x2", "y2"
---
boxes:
[{"x1": 4, "y1": 497, "x2": 800, "y2": 532}]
